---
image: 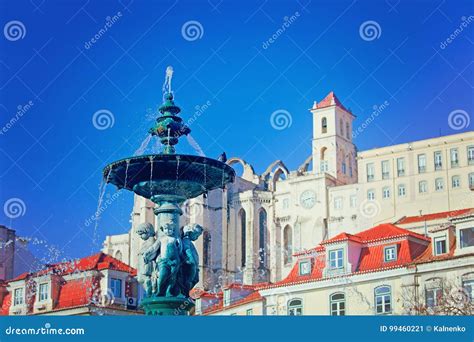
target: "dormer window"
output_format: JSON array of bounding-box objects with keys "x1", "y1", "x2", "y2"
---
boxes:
[
  {"x1": 383, "y1": 246, "x2": 397, "y2": 262},
  {"x1": 460, "y1": 228, "x2": 474, "y2": 248},
  {"x1": 13, "y1": 288, "x2": 24, "y2": 306},
  {"x1": 39, "y1": 283, "x2": 49, "y2": 302},
  {"x1": 329, "y1": 249, "x2": 343, "y2": 269},
  {"x1": 299, "y1": 260, "x2": 311, "y2": 276},
  {"x1": 223, "y1": 289, "x2": 231, "y2": 307},
  {"x1": 434, "y1": 236, "x2": 447, "y2": 255}
]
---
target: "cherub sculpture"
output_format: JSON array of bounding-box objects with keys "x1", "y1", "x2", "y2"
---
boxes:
[
  {"x1": 144, "y1": 222, "x2": 182, "y2": 297},
  {"x1": 135, "y1": 222, "x2": 157, "y2": 296},
  {"x1": 180, "y1": 224, "x2": 204, "y2": 295}
]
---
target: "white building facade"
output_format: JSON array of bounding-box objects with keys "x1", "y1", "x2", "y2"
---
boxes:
[{"x1": 103, "y1": 92, "x2": 474, "y2": 291}]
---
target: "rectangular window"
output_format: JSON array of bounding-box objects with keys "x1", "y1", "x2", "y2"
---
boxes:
[
  {"x1": 341, "y1": 161, "x2": 346, "y2": 174},
  {"x1": 435, "y1": 178, "x2": 444, "y2": 191},
  {"x1": 384, "y1": 246, "x2": 397, "y2": 262},
  {"x1": 452, "y1": 175, "x2": 460, "y2": 188},
  {"x1": 195, "y1": 298, "x2": 202, "y2": 315},
  {"x1": 382, "y1": 187, "x2": 391, "y2": 199},
  {"x1": 469, "y1": 173, "x2": 474, "y2": 189},
  {"x1": 223, "y1": 289, "x2": 231, "y2": 307},
  {"x1": 39, "y1": 283, "x2": 49, "y2": 302},
  {"x1": 434, "y1": 237, "x2": 447, "y2": 255},
  {"x1": 367, "y1": 190, "x2": 375, "y2": 201},
  {"x1": 418, "y1": 154, "x2": 426, "y2": 173},
  {"x1": 397, "y1": 157, "x2": 405, "y2": 177},
  {"x1": 434, "y1": 151, "x2": 442, "y2": 170},
  {"x1": 246, "y1": 309, "x2": 253, "y2": 315},
  {"x1": 110, "y1": 278, "x2": 122, "y2": 298},
  {"x1": 426, "y1": 287, "x2": 443, "y2": 308},
  {"x1": 299, "y1": 260, "x2": 311, "y2": 276},
  {"x1": 13, "y1": 288, "x2": 24, "y2": 306},
  {"x1": 468, "y1": 146, "x2": 474, "y2": 165},
  {"x1": 366, "y1": 163, "x2": 375, "y2": 182},
  {"x1": 334, "y1": 197, "x2": 343, "y2": 210},
  {"x1": 419, "y1": 181, "x2": 428, "y2": 193},
  {"x1": 375, "y1": 286, "x2": 392, "y2": 314},
  {"x1": 350, "y1": 195, "x2": 357, "y2": 208},
  {"x1": 460, "y1": 228, "x2": 474, "y2": 248},
  {"x1": 450, "y1": 148, "x2": 459, "y2": 167},
  {"x1": 398, "y1": 184, "x2": 406, "y2": 197},
  {"x1": 330, "y1": 293, "x2": 346, "y2": 316},
  {"x1": 463, "y1": 279, "x2": 474, "y2": 302},
  {"x1": 381, "y1": 160, "x2": 390, "y2": 179},
  {"x1": 329, "y1": 249, "x2": 344, "y2": 269},
  {"x1": 320, "y1": 161, "x2": 328, "y2": 172},
  {"x1": 282, "y1": 198, "x2": 289, "y2": 209}
]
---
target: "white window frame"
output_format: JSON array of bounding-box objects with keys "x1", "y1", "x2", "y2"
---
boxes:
[
  {"x1": 223, "y1": 289, "x2": 231, "y2": 307},
  {"x1": 349, "y1": 195, "x2": 357, "y2": 208},
  {"x1": 330, "y1": 293, "x2": 346, "y2": 316},
  {"x1": 418, "y1": 154, "x2": 426, "y2": 173},
  {"x1": 299, "y1": 260, "x2": 311, "y2": 276},
  {"x1": 450, "y1": 148, "x2": 459, "y2": 167},
  {"x1": 435, "y1": 178, "x2": 444, "y2": 191},
  {"x1": 460, "y1": 228, "x2": 474, "y2": 249},
  {"x1": 13, "y1": 288, "x2": 24, "y2": 306},
  {"x1": 334, "y1": 197, "x2": 343, "y2": 210},
  {"x1": 381, "y1": 160, "x2": 390, "y2": 179},
  {"x1": 419, "y1": 180, "x2": 428, "y2": 194},
  {"x1": 329, "y1": 249, "x2": 344, "y2": 269},
  {"x1": 397, "y1": 157, "x2": 405, "y2": 177},
  {"x1": 287, "y1": 299, "x2": 303, "y2": 316},
  {"x1": 434, "y1": 236, "x2": 447, "y2": 255},
  {"x1": 383, "y1": 246, "x2": 397, "y2": 262},
  {"x1": 425, "y1": 287, "x2": 443, "y2": 308},
  {"x1": 366, "y1": 163, "x2": 375, "y2": 182},
  {"x1": 434, "y1": 151, "x2": 442, "y2": 170},
  {"x1": 398, "y1": 184, "x2": 406, "y2": 197},
  {"x1": 452, "y1": 175, "x2": 460, "y2": 188},
  {"x1": 39, "y1": 283, "x2": 49, "y2": 302},
  {"x1": 382, "y1": 187, "x2": 390, "y2": 199},
  {"x1": 367, "y1": 189, "x2": 375, "y2": 201},
  {"x1": 468, "y1": 146, "x2": 474, "y2": 164},
  {"x1": 374, "y1": 286, "x2": 392, "y2": 315}
]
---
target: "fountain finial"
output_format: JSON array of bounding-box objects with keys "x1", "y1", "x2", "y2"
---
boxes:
[{"x1": 149, "y1": 67, "x2": 191, "y2": 154}]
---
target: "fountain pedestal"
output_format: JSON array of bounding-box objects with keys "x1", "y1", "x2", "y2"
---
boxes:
[{"x1": 141, "y1": 296, "x2": 194, "y2": 316}]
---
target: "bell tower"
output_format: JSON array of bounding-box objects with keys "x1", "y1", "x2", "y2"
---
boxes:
[{"x1": 310, "y1": 91, "x2": 357, "y2": 184}]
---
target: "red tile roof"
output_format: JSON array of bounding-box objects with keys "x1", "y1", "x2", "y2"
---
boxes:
[
  {"x1": 56, "y1": 278, "x2": 97, "y2": 309},
  {"x1": 8, "y1": 252, "x2": 136, "y2": 283},
  {"x1": 261, "y1": 223, "x2": 431, "y2": 290},
  {"x1": 395, "y1": 208, "x2": 473, "y2": 225},
  {"x1": 314, "y1": 91, "x2": 351, "y2": 113},
  {"x1": 202, "y1": 290, "x2": 263, "y2": 315}
]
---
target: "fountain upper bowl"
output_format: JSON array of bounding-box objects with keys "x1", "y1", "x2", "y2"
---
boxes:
[{"x1": 103, "y1": 154, "x2": 235, "y2": 202}]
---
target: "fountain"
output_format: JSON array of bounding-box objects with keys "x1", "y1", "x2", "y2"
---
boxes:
[{"x1": 102, "y1": 67, "x2": 235, "y2": 315}]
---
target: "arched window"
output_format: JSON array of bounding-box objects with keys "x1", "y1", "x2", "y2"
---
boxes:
[
  {"x1": 320, "y1": 147, "x2": 328, "y2": 173},
  {"x1": 288, "y1": 298, "x2": 303, "y2": 315},
  {"x1": 340, "y1": 118, "x2": 344, "y2": 135},
  {"x1": 330, "y1": 293, "x2": 345, "y2": 315},
  {"x1": 374, "y1": 285, "x2": 392, "y2": 314},
  {"x1": 258, "y1": 209, "x2": 267, "y2": 268},
  {"x1": 239, "y1": 209, "x2": 246, "y2": 267},
  {"x1": 283, "y1": 225, "x2": 293, "y2": 265},
  {"x1": 203, "y1": 231, "x2": 211, "y2": 267},
  {"x1": 321, "y1": 117, "x2": 327, "y2": 133},
  {"x1": 114, "y1": 250, "x2": 122, "y2": 261}
]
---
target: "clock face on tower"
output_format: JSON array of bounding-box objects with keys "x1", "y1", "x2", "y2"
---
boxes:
[{"x1": 300, "y1": 190, "x2": 316, "y2": 209}]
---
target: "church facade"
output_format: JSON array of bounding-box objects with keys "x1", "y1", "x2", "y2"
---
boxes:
[{"x1": 102, "y1": 92, "x2": 474, "y2": 293}]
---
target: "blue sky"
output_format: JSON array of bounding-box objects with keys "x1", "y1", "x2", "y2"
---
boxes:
[{"x1": 0, "y1": 0, "x2": 472, "y2": 265}]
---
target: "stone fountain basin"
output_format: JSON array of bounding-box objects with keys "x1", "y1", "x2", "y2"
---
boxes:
[{"x1": 103, "y1": 154, "x2": 235, "y2": 202}]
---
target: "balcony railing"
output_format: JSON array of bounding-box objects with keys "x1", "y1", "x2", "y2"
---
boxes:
[
  {"x1": 382, "y1": 172, "x2": 390, "y2": 179},
  {"x1": 397, "y1": 169, "x2": 405, "y2": 177},
  {"x1": 435, "y1": 163, "x2": 442, "y2": 171},
  {"x1": 367, "y1": 175, "x2": 374, "y2": 182},
  {"x1": 418, "y1": 166, "x2": 426, "y2": 173}
]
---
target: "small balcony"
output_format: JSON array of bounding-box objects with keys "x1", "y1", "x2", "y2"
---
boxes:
[{"x1": 418, "y1": 166, "x2": 426, "y2": 173}]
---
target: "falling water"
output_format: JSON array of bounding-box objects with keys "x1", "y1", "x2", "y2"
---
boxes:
[
  {"x1": 134, "y1": 135, "x2": 152, "y2": 156},
  {"x1": 92, "y1": 169, "x2": 111, "y2": 252},
  {"x1": 186, "y1": 134, "x2": 206, "y2": 157},
  {"x1": 149, "y1": 156, "x2": 154, "y2": 196},
  {"x1": 124, "y1": 159, "x2": 130, "y2": 188}
]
